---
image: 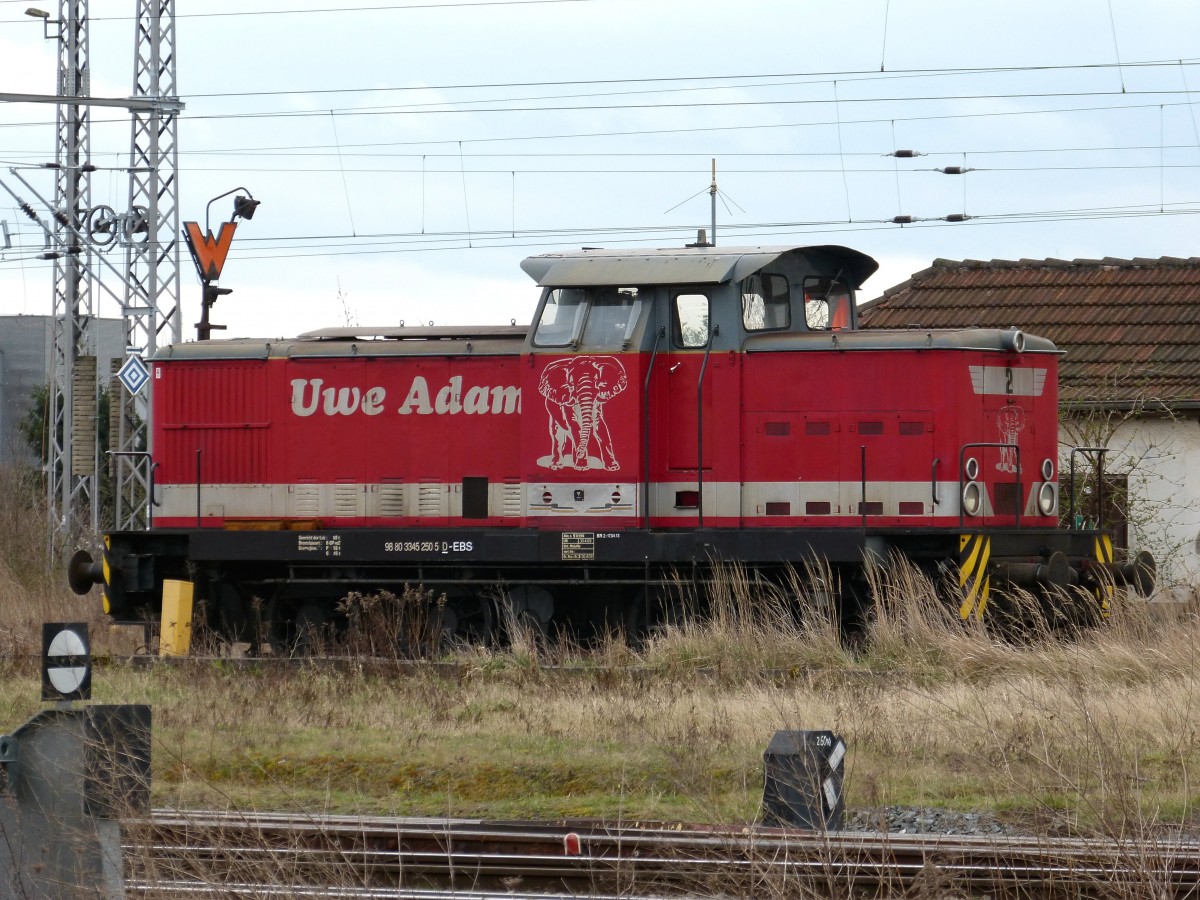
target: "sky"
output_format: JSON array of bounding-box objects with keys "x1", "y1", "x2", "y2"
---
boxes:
[{"x1": 1, "y1": 0, "x2": 1199, "y2": 342}]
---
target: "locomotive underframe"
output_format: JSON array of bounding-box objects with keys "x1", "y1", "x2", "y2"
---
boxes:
[{"x1": 99, "y1": 523, "x2": 1118, "y2": 644}]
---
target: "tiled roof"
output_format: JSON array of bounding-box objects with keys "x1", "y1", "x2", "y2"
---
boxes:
[{"x1": 858, "y1": 257, "x2": 1200, "y2": 407}]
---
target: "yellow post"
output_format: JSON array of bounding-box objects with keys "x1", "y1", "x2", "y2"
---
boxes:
[{"x1": 160, "y1": 579, "x2": 195, "y2": 657}]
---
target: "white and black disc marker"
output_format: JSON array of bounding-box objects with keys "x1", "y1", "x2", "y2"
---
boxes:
[{"x1": 42, "y1": 622, "x2": 91, "y2": 702}]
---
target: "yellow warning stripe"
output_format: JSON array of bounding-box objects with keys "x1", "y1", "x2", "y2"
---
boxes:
[
  {"x1": 959, "y1": 534, "x2": 991, "y2": 620},
  {"x1": 1094, "y1": 534, "x2": 1114, "y2": 616},
  {"x1": 102, "y1": 534, "x2": 112, "y2": 615}
]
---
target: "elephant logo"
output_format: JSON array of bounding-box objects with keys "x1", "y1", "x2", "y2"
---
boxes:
[
  {"x1": 537, "y1": 355, "x2": 629, "y2": 471},
  {"x1": 996, "y1": 405, "x2": 1026, "y2": 473}
]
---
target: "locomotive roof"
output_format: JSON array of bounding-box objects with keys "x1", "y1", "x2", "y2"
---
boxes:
[
  {"x1": 157, "y1": 326, "x2": 529, "y2": 359},
  {"x1": 520, "y1": 244, "x2": 878, "y2": 289}
]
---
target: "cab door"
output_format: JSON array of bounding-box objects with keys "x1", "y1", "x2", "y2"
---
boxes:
[{"x1": 652, "y1": 290, "x2": 717, "y2": 526}]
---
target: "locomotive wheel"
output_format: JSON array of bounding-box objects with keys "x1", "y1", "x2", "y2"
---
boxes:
[
  {"x1": 503, "y1": 609, "x2": 550, "y2": 655},
  {"x1": 268, "y1": 601, "x2": 332, "y2": 657},
  {"x1": 495, "y1": 586, "x2": 554, "y2": 652},
  {"x1": 438, "y1": 594, "x2": 495, "y2": 648}
]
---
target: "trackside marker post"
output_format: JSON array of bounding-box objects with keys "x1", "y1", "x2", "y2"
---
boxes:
[
  {"x1": 160, "y1": 579, "x2": 195, "y2": 657},
  {"x1": 2, "y1": 623, "x2": 151, "y2": 897},
  {"x1": 761, "y1": 730, "x2": 846, "y2": 830},
  {"x1": 42, "y1": 622, "x2": 91, "y2": 703}
]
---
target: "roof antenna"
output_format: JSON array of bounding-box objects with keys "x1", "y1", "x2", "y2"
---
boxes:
[
  {"x1": 666, "y1": 158, "x2": 742, "y2": 248},
  {"x1": 709, "y1": 158, "x2": 717, "y2": 246}
]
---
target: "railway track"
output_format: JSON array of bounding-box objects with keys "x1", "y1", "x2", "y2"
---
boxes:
[{"x1": 124, "y1": 809, "x2": 1200, "y2": 898}]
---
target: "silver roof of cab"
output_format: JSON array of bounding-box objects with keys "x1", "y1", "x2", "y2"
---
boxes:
[{"x1": 520, "y1": 244, "x2": 879, "y2": 289}]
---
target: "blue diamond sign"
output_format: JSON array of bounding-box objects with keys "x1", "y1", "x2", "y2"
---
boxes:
[{"x1": 117, "y1": 354, "x2": 150, "y2": 396}]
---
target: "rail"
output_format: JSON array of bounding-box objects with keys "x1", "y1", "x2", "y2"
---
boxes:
[{"x1": 123, "y1": 809, "x2": 1200, "y2": 899}]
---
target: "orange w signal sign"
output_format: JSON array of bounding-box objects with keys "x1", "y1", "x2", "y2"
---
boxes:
[{"x1": 183, "y1": 221, "x2": 237, "y2": 281}]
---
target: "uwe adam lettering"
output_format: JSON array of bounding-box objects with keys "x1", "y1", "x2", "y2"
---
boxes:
[{"x1": 289, "y1": 376, "x2": 522, "y2": 417}]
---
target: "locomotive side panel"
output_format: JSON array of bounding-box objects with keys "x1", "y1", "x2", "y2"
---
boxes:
[
  {"x1": 739, "y1": 342, "x2": 1062, "y2": 528},
  {"x1": 648, "y1": 349, "x2": 743, "y2": 528},
  {"x1": 521, "y1": 352, "x2": 643, "y2": 528},
  {"x1": 155, "y1": 351, "x2": 527, "y2": 528},
  {"x1": 155, "y1": 359, "x2": 280, "y2": 523}
]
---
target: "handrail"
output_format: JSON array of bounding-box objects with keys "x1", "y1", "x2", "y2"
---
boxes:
[
  {"x1": 696, "y1": 324, "x2": 718, "y2": 528},
  {"x1": 860, "y1": 445, "x2": 867, "y2": 527},
  {"x1": 641, "y1": 326, "x2": 665, "y2": 529},
  {"x1": 1068, "y1": 446, "x2": 1108, "y2": 530},
  {"x1": 931, "y1": 457, "x2": 940, "y2": 506},
  {"x1": 195, "y1": 448, "x2": 202, "y2": 527}
]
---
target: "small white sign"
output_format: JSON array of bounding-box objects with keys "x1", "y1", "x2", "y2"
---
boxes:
[
  {"x1": 828, "y1": 739, "x2": 846, "y2": 771},
  {"x1": 822, "y1": 776, "x2": 840, "y2": 810},
  {"x1": 47, "y1": 628, "x2": 88, "y2": 696},
  {"x1": 117, "y1": 354, "x2": 150, "y2": 396}
]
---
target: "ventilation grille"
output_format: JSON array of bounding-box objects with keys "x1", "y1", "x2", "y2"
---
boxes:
[
  {"x1": 293, "y1": 484, "x2": 320, "y2": 518},
  {"x1": 501, "y1": 482, "x2": 522, "y2": 517},
  {"x1": 335, "y1": 484, "x2": 358, "y2": 517},
  {"x1": 418, "y1": 482, "x2": 443, "y2": 517},
  {"x1": 379, "y1": 483, "x2": 405, "y2": 517}
]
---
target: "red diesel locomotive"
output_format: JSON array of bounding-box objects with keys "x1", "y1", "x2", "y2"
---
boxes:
[{"x1": 70, "y1": 243, "x2": 1154, "y2": 646}]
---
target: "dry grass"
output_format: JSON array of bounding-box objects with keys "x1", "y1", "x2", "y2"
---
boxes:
[
  {"x1": 58, "y1": 583, "x2": 1199, "y2": 839},
  {"x1": 0, "y1": 465, "x2": 1198, "y2": 848}
]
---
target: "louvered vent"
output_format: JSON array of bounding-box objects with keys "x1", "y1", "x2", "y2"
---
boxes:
[
  {"x1": 501, "y1": 482, "x2": 522, "y2": 517},
  {"x1": 293, "y1": 484, "x2": 320, "y2": 517},
  {"x1": 418, "y1": 482, "x2": 443, "y2": 517},
  {"x1": 379, "y1": 483, "x2": 405, "y2": 517},
  {"x1": 335, "y1": 484, "x2": 358, "y2": 517}
]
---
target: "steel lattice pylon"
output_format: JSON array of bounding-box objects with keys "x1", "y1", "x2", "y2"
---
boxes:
[
  {"x1": 47, "y1": 0, "x2": 97, "y2": 556},
  {"x1": 115, "y1": 0, "x2": 180, "y2": 532}
]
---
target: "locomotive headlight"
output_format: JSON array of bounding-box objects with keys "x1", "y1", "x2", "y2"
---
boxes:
[
  {"x1": 1037, "y1": 481, "x2": 1058, "y2": 516},
  {"x1": 964, "y1": 457, "x2": 979, "y2": 481},
  {"x1": 1042, "y1": 458, "x2": 1055, "y2": 481},
  {"x1": 962, "y1": 481, "x2": 982, "y2": 516}
]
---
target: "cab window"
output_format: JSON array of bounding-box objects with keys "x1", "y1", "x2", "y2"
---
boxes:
[
  {"x1": 742, "y1": 273, "x2": 789, "y2": 331},
  {"x1": 803, "y1": 276, "x2": 853, "y2": 331},
  {"x1": 675, "y1": 293, "x2": 710, "y2": 348}
]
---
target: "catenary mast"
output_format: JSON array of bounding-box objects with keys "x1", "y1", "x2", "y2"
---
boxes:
[
  {"x1": 113, "y1": 0, "x2": 181, "y2": 531},
  {"x1": 47, "y1": 0, "x2": 97, "y2": 554}
]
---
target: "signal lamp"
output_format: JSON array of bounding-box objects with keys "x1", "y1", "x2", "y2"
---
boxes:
[
  {"x1": 962, "y1": 482, "x2": 982, "y2": 517},
  {"x1": 233, "y1": 195, "x2": 261, "y2": 221},
  {"x1": 1037, "y1": 482, "x2": 1057, "y2": 516}
]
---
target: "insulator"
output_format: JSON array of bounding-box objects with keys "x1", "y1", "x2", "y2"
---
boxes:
[
  {"x1": 19, "y1": 202, "x2": 38, "y2": 222},
  {"x1": 944, "y1": 213, "x2": 970, "y2": 222},
  {"x1": 53, "y1": 210, "x2": 71, "y2": 228},
  {"x1": 890, "y1": 150, "x2": 919, "y2": 158},
  {"x1": 892, "y1": 215, "x2": 913, "y2": 224},
  {"x1": 81, "y1": 163, "x2": 97, "y2": 172},
  {"x1": 940, "y1": 166, "x2": 970, "y2": 175}
]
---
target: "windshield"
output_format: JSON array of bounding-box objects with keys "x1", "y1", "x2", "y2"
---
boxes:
[{"x1": 533, "y1": 287, "x2": 645, "y2": 349}]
